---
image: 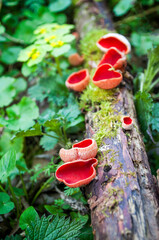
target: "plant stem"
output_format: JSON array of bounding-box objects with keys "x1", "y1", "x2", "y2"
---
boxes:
[
  {"x1": 55, "y1": 57, "x2": 62, "y2": 76},
  {"x1": 19, "y1": 171, "x2": 29, "y2": 202},
  {"x1": 115, "y1": 5, "x2": 159, "y2": 26},
  {"x1": 2, "y1": 32, "x2": 25, "y2": 44},
  {"x1": 7, "y1": 177, "x2": 19, "y2": 218},
  {"x1": 0, "y1": 183, "x2": 7, "y2": 193},
  {"x1": 31, "y1": 176, "x2": 55, "y2": 204},
  {"x1": 42, "y1": 132, "x2": 61, "y2": 141}
]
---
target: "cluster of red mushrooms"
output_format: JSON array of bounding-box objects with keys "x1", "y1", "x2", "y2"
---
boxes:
[{"x1": 55, "y1": 33, "x2": 134, "y2": 188}]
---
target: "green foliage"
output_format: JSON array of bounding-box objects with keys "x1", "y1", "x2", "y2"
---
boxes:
[
  {"x1": 49, "y1": 0, "x2": 71, "y2": 13},
  {"x1": 19, "y1": 206, "x2": 39, "y2": 230},
  {"x1": 149, "y1": 103, "x2": 159, "y2": 132},
  {"x1": 135, "y1": 91, "x2": 153, "y2": 135},
  {"x1": 113, "y1": 0, "x2": 135, "y2": 17},
  {"x1": 0, "y1": 149, "x2": 16, "y2": 182},
  {"x1": 1, "y1": 46, "x2": 22, "y2": 65},
  {"x1": 18, "y1": 23, "x2": 75, "y2": 66},
  {"x1": 0, "y1": 192, "x2": 14, "y2": 214},
  {"x1": 25, "y1": 214, "x2": 85, "y2": 240},
  {"x1": 40, "y1": 133, "x2": 58, "y2": 151},
  {"x1": 44, "y1": 204, "x2": 67, "y2": 217},
  {"x1": 64, "y1": 186, "x2": 80, "y2": 196},
  {"x1": 3, "y1": 235, "x2": 23, "y2": 240},
  {"x1": 0, "y1": 97, "x2": 39, "y2": 131}
]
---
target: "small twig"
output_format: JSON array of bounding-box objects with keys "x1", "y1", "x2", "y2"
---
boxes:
[
  {"x1": 115, "y1": 5, "x2": 159, "y2": 27},
  {"x1": 2, "y1": 32, "x2": 25, "y2": 45},
  {"x1": 55, "y1": 186, "x2": 89, "y2": 214}
]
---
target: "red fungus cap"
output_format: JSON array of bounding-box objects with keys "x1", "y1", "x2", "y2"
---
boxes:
[
  {"x1": 122, "y1": 116, "x2": 133, "y2": 130},
  {"x1": 96, "y1": 33, "x2": 131, "y2": 54},
  {"x1": 59, "y1": 139, "x2": 98, "y2": 163},
  {"x1": 56, "y1": 158, "x2": 98, "y2": 188},
  {"x1": 92, "y1": 63, "x2": 122, "y2": 89},
  {"x1": 68, "y1": 53, "x2": 84, "y2": 66},
  {"x1": 98, "y1": 47, "x2": 127, "y2": 71},
  {"x1": 66, "y1": 69, "x2": 90, "y2": 92}
]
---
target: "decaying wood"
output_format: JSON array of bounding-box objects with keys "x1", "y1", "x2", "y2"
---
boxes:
[{"x1": 75, "y1": 1, "x2": 159, "y2": 239}]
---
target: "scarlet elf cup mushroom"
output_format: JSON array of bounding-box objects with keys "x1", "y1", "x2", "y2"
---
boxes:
[
  {"x1": 59, "y1": 139, "x2": 98, "y2": 163},
  {"x1": 96, "y1": 33, "x2": 131, "y2": 54},
  {"x1": 122, "y1": 116, "x2": 133, "y2": 130},
  {"x1": 56, "y1": 158, "x2": 98, "y2": 188},
  {"x1": 66, "y1": 69, "x2": 90, "y2": 92},
  {"x1": 98, "y1": 47, "x2": 126, "y2": 71},
  {"x1": 92, "y1": 63, "x2": 123, "y2": 89}
]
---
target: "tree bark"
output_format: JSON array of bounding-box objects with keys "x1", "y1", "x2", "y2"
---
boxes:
[{"x1": 75, "y1": 1, "x2": 159, "y2": 240}]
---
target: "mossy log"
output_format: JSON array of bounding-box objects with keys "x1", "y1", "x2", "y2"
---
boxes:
[{"x1": 75, "y1": 1, "x2": 159, "y2": 240}]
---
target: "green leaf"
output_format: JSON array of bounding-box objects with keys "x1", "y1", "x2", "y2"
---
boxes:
[
  {"x1": 149, "y1": 103, "x2": 159, "y2": 132},
  {"x1": 40, "y1": 134, "x2": 58, "y2": 151},
  {"x1": 49, "y1": 0, "x2": 71, "y2": 12},
  {"x1": 25, "y1": 214, "x2": 85, "y2": 240},
  {"x1": 13, "y1": 77, "x2": 27, "y2": 94},
  {"x1": 64, "y1": 186, "x2": 80, "y2": 196},
  {"x1": 113, "y1": 0, "x2": 135, "y2": 17},
  {"x1": 135, "y1": 91, "x2": 153, "y2": 135},
  {"x1": 19, "y1": 206, "x2": 39, "y2": 230},
  {"x1": 1, "y1": 46, "x2": 22, "y2": 65},
  {"x1": 52, "y1": 44, "x2": 70, "y2": 57},
  {"x1": 0, "y1": 192, "x2": 14, "y2": 214},
  {"x1": 13, "y1": 187, "x2": 24, "y2": 197},
  {"x1": 0, "y1": 25, "x2": 5, "y2": 34},
  {"x1": 0, "y1": 64, "x2": 4, "y2": 75},
  {"x1": 14, "y1": 123, "x2": 42, "y2": 138},
  {"x1": 0, "y1": 130, "x2": 23, "y2": 157},
  {"x1": 21, "y1": 63, "x2": 32, "y2": 77},
  {"x1": 0, "y1": 149, "x2": 16, "y2": 182},
  {"x1": 0, "y1": 76, "x2": 16, "y2": 107},
  {"x1": 14, "y1": 20, "x2": 35, "y2": 44},
  {"x1": 0, "y1": 97, "x2": 39, "y2": 131},
  {"x1": 44, "y1": 205, "x2": 66, "y2": 216},
  {"x1": 3, "y1": 234, "x2": 23, "y2": 240}
]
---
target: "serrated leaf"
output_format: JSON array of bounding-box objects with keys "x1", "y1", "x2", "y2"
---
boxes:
[
  {"x1": 40, "y1": 134, "x2": 58, "y2": 151},
  {"x1": 64, "y1": 186, "x2": 80, "y2": 196},
  {"x1": 25, "y1": 214, "x2": 85, "y2": 240},
  {"x1": 0, "y1": 149, "x2": 16, "y2": 182},
  {"x1": 19, "y1": 206, "x2": 39, "y2": 230},
  {"x1": 3, "y1": 234, "x2": 23, "y2": 240},
  {"x1": 44, "y1": 205, "x2": 66, "y2": 217},
  {"x1": 0, "y1": 192, "x2": 14, "y2": 214},
  {"x1": 14, "y1": 123, "x2": 42, "y2": 138},
  {"x1": 0, "y1": 97, "x2": 39, "y2": 131}
]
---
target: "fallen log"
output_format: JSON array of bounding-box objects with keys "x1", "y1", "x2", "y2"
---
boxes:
[{"x1": 74, "y1": 1, "x2": 159, "y2": 239}]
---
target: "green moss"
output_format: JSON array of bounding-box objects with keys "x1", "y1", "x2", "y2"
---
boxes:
[
  {"x1": 93, "y1": 102, "x2": 121, "y2": 146},
  {"x1": 80, "y1": 29, "x2": 110, "y2": 67},
  {"x1": 80, "y1": 81, "x2": 118, "y2": 110}
]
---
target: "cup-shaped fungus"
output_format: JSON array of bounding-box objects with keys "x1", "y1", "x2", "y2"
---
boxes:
[
  {"x1": 96, "y1": 33, "x2": 131, "y2": 54},
  {"x1": 56, "y1": 158, "x2": 98, "y2": 187},
  {"x1": 122, "y1": 116, "x2": 133, "y2": 130},
  {"x1": 92, "y1": 63, "x2": 122, "y2": 89},
  {"x1": 73, "y1": 138, "x2": 98, "y2": 160},
  {"x1": 98, "y1": 47, "x2": 126, "y2": 71},
  {"x1": 66, "y1": 69, "x2": 90, "y2": 92},
  {"x1": 59, "y1": 139, "x2": 98, "y2": 163},
  {"x1": 68, "y1": 53, "x2": 84, "y2": 66}
]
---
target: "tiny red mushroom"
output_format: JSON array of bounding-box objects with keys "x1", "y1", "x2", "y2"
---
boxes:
[
  {"x1": 68, "y1": 53, "x2": 84, "y2": 66},
  {"x1": 96, "y1": 33, "x2": 131, "y2": 54},
  {"x1": 59, "y1": 138, "x2": 98, "y2": 163},
  {"x1": 122, "y1": 116, "x2": 133, "y2": 130},
  {"x1": 98, "y1": 47, "x2": 127, "y2": 71},
  {"x1": 66, "y1": 69, "x2": 90, "y2": 92},
  {"x1": 56, "y1": 158, "x2": 98, "y2": 187},
  {"x1": 92, "y1": 63, "x2": 122, "y2": 89}
]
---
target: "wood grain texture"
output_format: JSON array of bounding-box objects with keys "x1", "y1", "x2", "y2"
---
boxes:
[{"x1": 75, "y1": 1, "x2": 159, "y2": 239}]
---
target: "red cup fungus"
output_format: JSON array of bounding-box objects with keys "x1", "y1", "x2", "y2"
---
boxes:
[
  {"x1": 92, "y1": 63, "x2": 123, "y2": 89},
  {"x1": 68, "y1": 53, "x2": 84, "y2": 66},
  {"x1": 66, "y1": 69, "x2": 90, "y2": 92},
  {"x1": 96, "y1": 33, "x2": 131, "y2": 54},
  {"x1": 55, "y1": 158, "x2": 98, "y2": 187},
  {"x1": 59, "y1": 138, "x2": 98, "y2": 163},
  {"x1": 122, "y1": 116, "x2": 133, "y2": 130},
  {"x1": 98, "y1": 47, "x2": 126, "y2": 71}
]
